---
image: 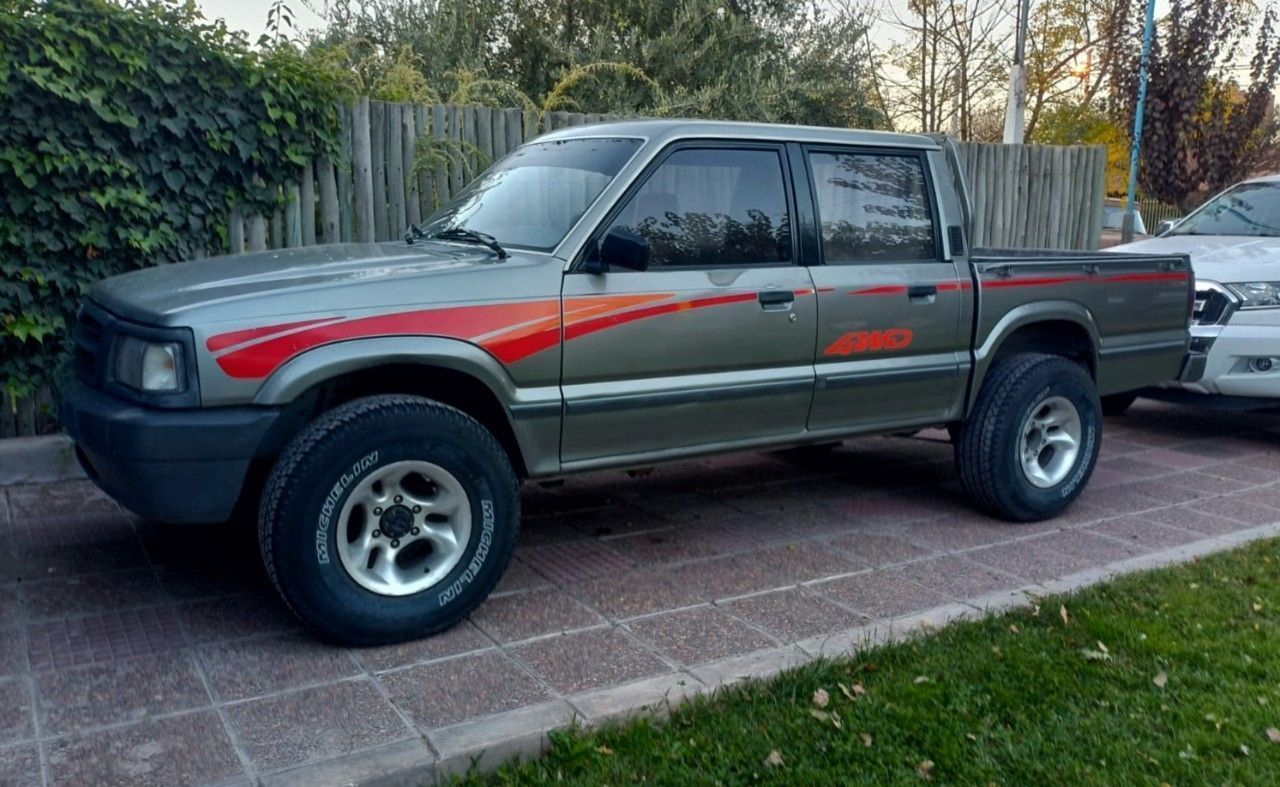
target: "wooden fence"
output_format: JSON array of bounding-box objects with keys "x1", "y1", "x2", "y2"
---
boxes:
[
  {"x1": 225, "y1": 101, "x2": 618, "y2": 253},
  {"x1": 225, "y1": 100, "x2": 1109, "y2": 256},
  {"x1": 2, "y1": 104, "x2": 1109, "y2": 438},
  {"x1": 957, "y1": 142, "x2": 1108, "y2": 251}
]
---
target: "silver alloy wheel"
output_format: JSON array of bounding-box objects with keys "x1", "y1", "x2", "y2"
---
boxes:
[
  {"x1": 1018, "y1": 396, "x2": 1082, "y2": 489},
  {"x1": 335, "y1": 460, "x2": 472, "y2": 597}
]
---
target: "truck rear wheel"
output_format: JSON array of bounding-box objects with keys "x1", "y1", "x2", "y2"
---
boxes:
[
  {"x1": 258, "y1": 395, "x2": 519, "y2": 645},
  {"x1": 955, "y1": 353, "x2": 1100, "y2": 522}
]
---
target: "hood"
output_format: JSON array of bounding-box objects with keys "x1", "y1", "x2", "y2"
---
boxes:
[
  {"x1": 91, "y1": 242, "x2": 541, "y2": 326},
  {"x1": 1108, "y1": 234, "x2": 1280, "y2": 285}
]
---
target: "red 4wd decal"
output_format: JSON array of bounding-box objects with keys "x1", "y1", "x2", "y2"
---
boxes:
[{"x1": 824, "y1": 329, "x2": 914, "y2": 356}]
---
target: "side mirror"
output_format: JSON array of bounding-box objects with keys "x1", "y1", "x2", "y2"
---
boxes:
[
  {"x1": 598, "y1": 226, "x2": 649, "y2": 272},
  {"x1": 1155, "y1": 218, "x2": 1182, "y2": 236}
]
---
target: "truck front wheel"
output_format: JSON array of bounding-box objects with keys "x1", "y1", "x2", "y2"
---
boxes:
[
  {"x1": 955, "y1": 354, "x2": 1101, "y2": 522},
  {"x1": 258, "y1": 395, "x2": 519, "y2": 645}
]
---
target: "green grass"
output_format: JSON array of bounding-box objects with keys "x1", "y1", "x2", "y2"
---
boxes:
[{"x1": 462, "y1": 539, "x2": 1280, "y2": 785}]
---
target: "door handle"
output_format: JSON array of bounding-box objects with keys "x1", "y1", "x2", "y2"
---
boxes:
[
  {"x1": 907, "y1": 284, "x2": 937, "y2": 302},
  {"x1": 758, "y1": 290, "x2": 796, "y2": 307}
]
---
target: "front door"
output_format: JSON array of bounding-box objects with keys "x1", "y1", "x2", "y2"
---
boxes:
[
  {"x1": 560, "y1": 143, "x2": 817, "y2": 465},
  {"x1": 801, "y1": 146, "x2": 969, "y2": 433}
]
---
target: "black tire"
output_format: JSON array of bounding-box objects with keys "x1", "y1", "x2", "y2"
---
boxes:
[
  {"x1": 258, "y1": 394, "x2": 519, "y2": 645},
  {"x1": 1101, "y1": 392, "x2": 1139, "y2": 416},
  {"x1": 955, "y1": 353, "x2": 1101, "y2": 522}
]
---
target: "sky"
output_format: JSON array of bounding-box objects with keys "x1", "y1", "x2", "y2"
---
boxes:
[{"x1": 195, "y1": 0, "x2": 326, "y2": 39}]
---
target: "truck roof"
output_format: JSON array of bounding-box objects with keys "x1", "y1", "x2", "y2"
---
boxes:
[{"x1": 538, "y1": 118, "x2": 941, "y2": 150}]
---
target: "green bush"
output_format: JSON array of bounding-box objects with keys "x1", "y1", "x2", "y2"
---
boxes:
[{"x1": 0, "y1": 0, "x2": 341, "y2": 400}]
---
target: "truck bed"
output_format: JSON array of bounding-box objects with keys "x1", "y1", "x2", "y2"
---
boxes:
[{"x1": 965, "y1": 246, "x2": 1193, "y2": 399}]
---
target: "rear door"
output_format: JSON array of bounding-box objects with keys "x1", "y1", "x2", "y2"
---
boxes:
[
  {"x1": 560, "y1": 142, "x2": 817, "y2": 465},
  {"x1": 800, "y1": 146, "x2": 969, "y2": 432}
]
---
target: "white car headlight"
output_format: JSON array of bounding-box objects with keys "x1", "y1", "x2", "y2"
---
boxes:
[
  {"x1": 114, "y1": 336, "x2": 182, "y2": 392},
  {"x1": 1225, "y1": 282, "x2": 1280, "y2": 309}
]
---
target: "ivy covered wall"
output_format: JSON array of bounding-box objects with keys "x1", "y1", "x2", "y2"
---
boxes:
[{"x1": 0, "y1": 0, "x2": 342, "y2": 401}]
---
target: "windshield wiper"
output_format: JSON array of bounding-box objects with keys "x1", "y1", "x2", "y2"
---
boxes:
[{"x1": 407, "y1": 225, "x2": 508, "y2": 259}]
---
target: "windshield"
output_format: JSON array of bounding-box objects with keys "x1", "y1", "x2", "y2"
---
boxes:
[
  {"x1": 417, "y1": 137, "x2": 642, "y2": 251},
  {"x1": 1173, "y1": 182, "x2": 1280, "y2": 237}
]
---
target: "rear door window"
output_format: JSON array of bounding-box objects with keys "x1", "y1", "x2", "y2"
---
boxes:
[{"x1": 807, "y1": 151, "x2": 938, "y2": 262}]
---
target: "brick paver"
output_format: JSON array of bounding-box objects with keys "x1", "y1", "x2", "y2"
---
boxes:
[{"x1": 2, "y1": 401, "x2": 1279, "y2": 784}]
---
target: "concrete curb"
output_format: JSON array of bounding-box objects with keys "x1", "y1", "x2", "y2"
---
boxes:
[
  {"x1": 251, "y1": 520, "x2": 1280, "y2": 786},
  {"x1": 0, "y1": 434, "x2": 85, "y2": 485}
]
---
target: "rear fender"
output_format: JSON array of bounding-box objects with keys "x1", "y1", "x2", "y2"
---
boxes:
[{"x1": 969, "y1": 300, "x2": 1101, "y2": 412}]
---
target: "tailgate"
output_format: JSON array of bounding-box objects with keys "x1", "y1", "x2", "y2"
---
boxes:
[{"x1": 970, "y1": 250, "x2": 1193, "y2": 396}]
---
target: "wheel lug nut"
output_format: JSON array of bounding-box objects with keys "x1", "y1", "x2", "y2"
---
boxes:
[
  {"x1": 373, "y1": 507, "x2": 382, "y2": 515},
  {"x1": 390, "y1": 539, "x2": 400, "y2": 548},
  {"x1": 412, "y1": 505, "x2": 421, "y2": 513},
  {"x1": 394, "y1": 495, "x2": 403, "y2": 503},
  {"x1": 372, "y1": 530, "x2": 381, "y2": 538},
  {"x1": 411, "y1": 527, "x2": 420, "y2": 536}
]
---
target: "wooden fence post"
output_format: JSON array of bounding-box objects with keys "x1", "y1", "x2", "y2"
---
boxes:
[
  {"x1": 387, "y1": 102, "x2": 406, "y2": 238},
  {"x1": 318, "y1": 156, "x2": 340, "y2": 244},
  {"x1": 285, "y1": 182, "x2": 302, "y2": 248},
  {"x1": 338, "y1": 105, "x2": 354, "y2": 242},
  {"x1": 413, "y1": 105, "x2": 431, "y2": 221},
  {"x1": 404, "y1": 105, "x2": 422, "y2": 227},
  {"x1": 246, "y1": 214, "x2": 267, "y2": 251},
  {"x1": 447, "y1": 105, "x2": 463, "y2": 196},
  {"x1": 300, "y1": 162, "x2": 316, "y2": 246},
  {"x1": 370, "y1": 100, "x2": 389, "y2": 241},
  {"x1": 351, "y1": 98, "x2": 376, "y2": 243},
  {"x1": 228, "y1": 206, "x2": 244, "y2": 254}
]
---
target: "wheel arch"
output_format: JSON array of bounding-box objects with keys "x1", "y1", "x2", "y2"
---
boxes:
[
  {"x1": 250, "y1": 336, "x2": 563, "y2": 480},
  {"x1": 968, "y1": 302, "x2": 1100, "y2": 415}
]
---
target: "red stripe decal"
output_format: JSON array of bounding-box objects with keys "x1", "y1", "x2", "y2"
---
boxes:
[
  {"x1": 850, "y1": 285, "x2": 909, "y2": 296},
  {"x1": 565, "y1": 291, "x2": 757, "y2": 341},
  {"x1": 205, "y1": 317, "x2": 343, "y2": 352},
  {"x1": 210, "y1": 290, "x2": 760, "y2": 379},
  {"x1": 213, "y1": 300, "x2": 559, "y2": 379},
  {"x1": 794, "y1": 288, "x2": 816, "y2": 297},
  {"x1": 982, "y1": 270, "x2": 1188, "y2": 289}
]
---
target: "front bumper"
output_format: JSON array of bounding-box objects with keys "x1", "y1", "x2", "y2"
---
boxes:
[
  {"x1": 1145, "y1": 308, "x2": 1280, "y2": 410},
  {"x1": 61, "y1": 378, "x2": 281, "y2": 523}
]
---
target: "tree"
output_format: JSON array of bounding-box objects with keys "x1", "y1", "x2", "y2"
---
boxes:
[
  {"x1": 879, "y1": 0, "x2": 1015, "y2": 138},
  {"x1": 302, "y1": 0, "x2": 887, "y2": 129},
  {"x1": 1022, "y1": 0, "x2": 1128, "y2": 139},
  {"x1": 1109, "y1": 0, "x2": 1280, "y2": 210}
]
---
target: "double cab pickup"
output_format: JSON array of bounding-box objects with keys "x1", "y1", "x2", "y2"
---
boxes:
[{"x1": 62, "y1": 120, "x2": 1194, "y2": 644}]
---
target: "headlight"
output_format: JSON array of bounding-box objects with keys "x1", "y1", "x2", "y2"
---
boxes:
[
  {"x1": 114, "y1": 336, "x2": 182, "y2": 392},
  {"x1": 1225, "y1": 282, "x2": 1280, "y2": 309}
]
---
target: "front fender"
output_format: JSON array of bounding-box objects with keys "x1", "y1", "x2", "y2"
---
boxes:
[{"x1": 253, "y1": 335, "x2": 562, "y2": 477}]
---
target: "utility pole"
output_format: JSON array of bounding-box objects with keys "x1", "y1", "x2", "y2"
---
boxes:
[
  {"x1": 1002, "y1": 0, "x2": 1032, "y2": 143},
  {"x1": 1122, "y1": 0, "x2": 1157, "y2": 243}
]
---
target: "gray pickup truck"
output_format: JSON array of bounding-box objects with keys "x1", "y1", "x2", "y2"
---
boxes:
[{"x1": 61, "y1": 120, "x2": 1194, "y2": 644}]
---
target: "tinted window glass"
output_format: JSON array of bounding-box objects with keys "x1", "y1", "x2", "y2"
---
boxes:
[
  {"x1": 1172, "y1": 182, "x2": 1280, "y2": 237},
  {"x1": 607, "y1": 148, "x2": 791, "y2": 267},
  {"x1": 809, "y1": 152, "x2": 937, "y2": 262},
  {"x1": 420, "y1": 137, "x2": 641, "y2": 251}
]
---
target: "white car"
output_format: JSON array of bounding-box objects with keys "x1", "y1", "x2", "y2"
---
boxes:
[{"x1": 1109, "y1": 174, "x2": 1280, "y2": 412}]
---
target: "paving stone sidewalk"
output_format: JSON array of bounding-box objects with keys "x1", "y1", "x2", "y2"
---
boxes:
[{"x1": 3, "y1": 401, "x2": 1280, "y2": 786}]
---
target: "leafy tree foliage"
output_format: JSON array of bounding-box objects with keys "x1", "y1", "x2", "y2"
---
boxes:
[
  {"x1": 1109, "y1": 0, "x2": 1280, "y2": 210},
  {"x1": 0, "y1": 0, "x2": 341, "y2": 397},
  {"x1": 306, "y1": 0, "x2": 886, "y2": 128}
]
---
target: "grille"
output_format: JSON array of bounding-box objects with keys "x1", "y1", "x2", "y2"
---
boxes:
[
  {"x1": 1191, "y1": 285, "x2": 1233, "y2": 326},
  {"x1": 72, "y1": 306, "x2": 106, "y2": 384}
]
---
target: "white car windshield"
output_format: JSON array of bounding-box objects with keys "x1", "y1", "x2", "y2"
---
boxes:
[
  {"x1": 1173, "y1": 182, "x2": 1280, "y2": 237},
  {"x1": 417, "y1": 137, "x2": 642, "y2": 251}
]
